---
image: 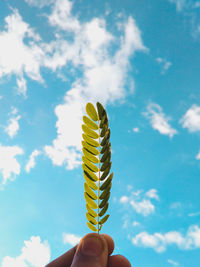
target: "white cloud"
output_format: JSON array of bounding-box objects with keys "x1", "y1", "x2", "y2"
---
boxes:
[
  {"x1": 0, "y1": 9, "x2": 44, "y2": 96},
  {"x1": 188, "y1": 211, "x2": 200, "y2": 217},
  {"x1": 24, "y1": 0, "x2": 54, "y2": 8},
  {"x1": 168, "y1": 0, "x2": 187, "y2": 12},
  {"x1": 144, "y1": 103, "x2": 177, "y2": 138},
  {"x1": 0, "y1": 2, "x2": 145, "y2": 170},
  {"x1": 120, "y1": 195, "x2": 129, "y2": 203},
  {"x1": 5, "y1": 114, "x2": 21, "y2": 138},
  {"x1": 25, "y1": 150, "x2": 41, "y2": 173},
  {"x1": 2, "y1": 236, "x2": 50, "y2": 267},
  {"x1": 120, "y1": 189, "x2": 156, "y2": 217},
  {"x1": 132, "y1": 224, "x2": 200, "y2": 253},
  {"x1": 180, "y1": 105, "x2": 200, "y2": 132},
  {"x1": 44, "y1": 89, "x2": 84, "y2": 170},
  {"x1": 130, "y1": 199, "x2": 155, "y2": 216},
  {"x1": 133, "y1": 221, "x2": 140, "y2": 227},
  {"x1": 145, "y1": 189, "x2": 159, "y2": 201},
  {"x1": 44, "y1": 0, "x2": 146, "y2": 169},
  {"x1": 63, "y1": 233, "x2": 81, "y2": 246},
  {"x1": 156, "y1": 57, "x2": 172, "y2": 74},
  {"x1": 168, "y1": 259, "x2": 179, "y2": 266},
  {"x1": 196, "y1": 151, "x2": 200, "y2": 160},
  {"x1": 48, "y1": 0, "x2": 80, "y2": 32},
  {"x1": 0, "y1": 144, "x2": 23, "y2": 185},
  {"x1": 133, "y1": 127, "x2": 139, "y2": 133}
]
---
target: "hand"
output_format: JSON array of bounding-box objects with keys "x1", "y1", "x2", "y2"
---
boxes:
[{"x1": 46, "y1": 233, "x2": 131, "y2": 267}]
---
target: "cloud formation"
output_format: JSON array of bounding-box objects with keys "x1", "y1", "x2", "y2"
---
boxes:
[
  {"x1": 44, "y1": 0, "x2": 146, "y2": 169},
  {"x1": 25, "y1": 149, "x2": 41, "y2": 173},
  {"x1": 144, "y1": 103, "x2": 177, "y2": 138},
  {"x1": 63, "y1": 233, "x2": 81, "y2": 246},
  {"x1": 2, "y1": 236, "x2": 50, "y2": 267},
  {"x1": 5, "y1": 108, "x2": 21, "y2": 138},
  {"x1": 180, "y1": 105, "x2": 200, "y2": 132},
  {"x1": 119, "y1": 188, "x2": 159, "y2": 216},
  {"x1": 0, "y1": 144, "x2": 23, "y2": 185},
  {"x1": 156, "y1": 57, "x2": 172, "y2": 74},
  {"x1": 132, "y1": 224, "x2": 200, "y2": 253},
  {"x1": 0, "y1": 9, "x2": 44, "y2": 95}
]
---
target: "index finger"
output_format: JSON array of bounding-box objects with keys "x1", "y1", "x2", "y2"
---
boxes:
[{"x1": 45, "y1": 245, "x2": 77, "y2": 267}]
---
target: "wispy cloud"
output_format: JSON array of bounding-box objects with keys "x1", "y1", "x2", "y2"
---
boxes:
[
  {"x1": 168, "y1": 0, "x2": 187, "y2": 12},
  {"x1": 180, "y1": 105, "x2": 200, "y2": 132},
  {"x1": 132, "y1": 127, "x2": 140, "y2": 133},
  {"x1": 0, "y1": 144, "x2": 23, "y2": 185},
  {"x1": 25, "y1": 149, "x2": 41, "y2": 173},
  {"x1": 168, "y1": 259, "x2": 180, "y2": 266},
  {"x1": 0, "y1": 9, "x2": 43, "y2": 96},
  {"x1": 145, "y1": 189, "x2": 159, "y2": 201},
  {"x1": 24, "y1": 0, "x2": 54, "y2": 8},
  {"x1": 44, "y1": 0, "x2": 146, "y2": 170},
  {"x1": 130, "y1": 199, "x2": 155, "y2": 216},
  {"x1": 1, "y1": 236, "x2": 50, "y2": 267},
  {"x1": 156, "y1": 57, "x2": 172, "y2": 74},
  {"x1": 120, "y1": 188, "x2": 159, "y2": 217},
  {"x1": 188, "y1": 211, "x2": 200, "y2": 217},
  {"x1": 144, "y1": 103, "x2": 177, "y2": 138},
  {"x1": 132, "y1": 224, "x2": 200, "y2": 253},
  {"x1": 196, "y1": 150, "x2": 200, "y2": 160},
  {"x1": 4, "y1": 108, "x2": 21, "y2": 138},
  {"x1": 63, "y1": 233, "x2": 81, "y2": 246},
  {"x1": 168, "y1": 0, "x2": 200, "y2": 37}
]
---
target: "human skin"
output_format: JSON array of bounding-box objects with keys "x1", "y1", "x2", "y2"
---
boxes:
[{"x1": 46, "y1": 233, "x2": 131, "y2": 267}]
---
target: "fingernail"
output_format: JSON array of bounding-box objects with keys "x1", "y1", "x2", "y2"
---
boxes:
[{"x1": 81, "y1": 236, "x2": 103, "y2": 256}]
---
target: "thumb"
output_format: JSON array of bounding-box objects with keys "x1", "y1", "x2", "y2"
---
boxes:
[{"x1": 70, "y1": 233, "x2": 108, "y2": 267}]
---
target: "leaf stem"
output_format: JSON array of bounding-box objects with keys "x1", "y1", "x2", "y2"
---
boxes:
[{"x1": 97, "y1": 117, "x2": 101, "y2": 234}]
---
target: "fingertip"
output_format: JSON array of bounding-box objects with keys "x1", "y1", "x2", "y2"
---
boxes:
[
  {"x1": 101, "y1": 233, "x2": 114, "y2": 255},
  {"x1": 108, "y1": 254, "x2": 132, "y2": 267}
]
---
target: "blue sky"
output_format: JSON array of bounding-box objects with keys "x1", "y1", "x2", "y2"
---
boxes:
[{"x1": 0, "y1": 0, "x2": 200, "y2": 266}]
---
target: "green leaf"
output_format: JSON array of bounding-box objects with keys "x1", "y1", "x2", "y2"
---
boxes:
[
  {"x1": 82, "y1": 141, "x2": 99, "y2": 155},
  {"x1": 100, "y1": 160, "x2": 111, "y2": 172},
  {"x1": 86, "y1": 212, "x2": 97, "y2": 225},
  {"x1": 83, "y1": 148, "x2": 98, "y2": 164},
  {"x1": 82, "y1": 134, "x2": 99, "y2": 147},
  {"x1": 100, "y1": 173, "x2": 113, "y2": 190},
  {"x1": 100, "y1": 114, "x2": 108, "y2": 128},
  {"x1": 100, "y1": 141, "x2": 110, "y2": 154},
  {"x1": 100, "y1": 124, "x2": 108, "y2": 137},
  {"x1": 99, "y1": 184, "x2": 111, "y2": 199},
  {"x1": 83, "y1": 172, "x2": 98, "y2": 190},
  {"x1": 100, "y1": 163, "x2": 111, "y2": 181},
  {"x1": 100, "y1": 149, "x2": 111, "y2": 163},
  {"x1": 82, "y1": 124, "x2": 98, "y2": 139},
  {"x1": 83, "y1": 116, "x2": 98, "y2": 130},
  {"x1": 99, "y1": 203, "x2": 108, "y2": 217},
  {"x1": 82, "y1": 156, "x2": 98, "y2": 172},
  {"x1": 84, "y1": 183, "x2": 98, "y2": 200},
  {"x1": 84, "y1": 192, "x2": 97, "y2": 209},
  {"x1": 99, "y1": 214, "x2": 110, "y2": 225},
  {"x1": 87, "y1": 222, "x2": 97, "y2": 232},
  {"x1": 86, "y1": 103, "x2": 98, "y2": 121},
  {"x1": 99, "y1": 192, "x2": 110, "y2": 208},
  {"x1": 86, "y1": 204, "x2": 97, "y2": 218},
  {"x1": 101, "y1": 129, "x2": 110, "y2": 146},
  {"x1": 83, "y1": 166, "x2": 98, "y2": 182},
  {"x1": 96, "y1": 102, "x2": 105, "y2": 120}
]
